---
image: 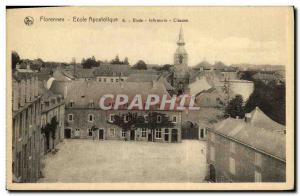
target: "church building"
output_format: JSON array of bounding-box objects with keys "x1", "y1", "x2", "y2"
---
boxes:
[{"x1": 171, "y1": 26, "x2": 191, "y2": 95}]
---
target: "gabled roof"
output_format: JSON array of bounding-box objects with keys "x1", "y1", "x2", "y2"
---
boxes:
[
  {"x1": 212, "y1": 107, "x2": 286, "y2": 161},
  {"x1": 49, "y1": 80, "x2": 173, "y2": 110},
  {"x1": 248, "y1": 107, "x2": 286, "y2": 131},
  {"x1": 188, "y1": 76, "x2": 212, "y2": 96}
]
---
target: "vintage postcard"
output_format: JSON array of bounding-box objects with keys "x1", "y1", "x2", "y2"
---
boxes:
[{"x1": 6, "y1": 6, "x2": 294, "y2": 190}]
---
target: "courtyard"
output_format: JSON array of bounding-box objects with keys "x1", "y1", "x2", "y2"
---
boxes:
[{"x1": 39, "y1": 139, "x2": 207, "y2": 183}]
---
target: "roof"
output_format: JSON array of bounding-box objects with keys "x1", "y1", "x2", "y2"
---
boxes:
[
  {"x1": 74, "y1": 68, "x2": 94, "y2": 78},
  {"x1": 188, "y1": 76, "x2": 212, "y2": 96},
  {"x1": 248, "y1": 107, "x2": 286, "y2": 131},
  {"x1": 94, "y1": 64, "x2": 130, "y2": 76},
  {"x1": 212, "y1": 108, "x2": 286, "y2": 160},
  {"x1": 49, "y1": 80, "x2": 176, "y2": 110}
]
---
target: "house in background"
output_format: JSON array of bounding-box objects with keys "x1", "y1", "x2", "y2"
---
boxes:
[{"x1": 206, "y1": 107, "x2": 286, "y2": 182}]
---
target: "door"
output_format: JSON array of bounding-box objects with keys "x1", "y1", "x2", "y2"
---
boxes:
[
  {"x1": 148, "y1": 132, "x2": 152, "y2": 142},
  {"x1": 209, "y1": 164, "x2": 216, "y2": 182},
  {"x1": 99, "y1": 129, "x2": 104, "y2": 140},
  {"x1": 64, "y1": 129, "x2": 71, "y2": 139},
  {"x1": 130, "y1": 130, "x2": 135, "y2": 140},
  {"x1": 171, "y1": 129, "x2": 178, "y2": 142},
  {"x1": 164, "y1": 129, "x2": 169, "y2": 142}
]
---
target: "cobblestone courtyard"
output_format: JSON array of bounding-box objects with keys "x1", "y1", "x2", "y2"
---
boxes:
[{"x1": 39, "y1": 139, "x2": 207, "y2": 183}]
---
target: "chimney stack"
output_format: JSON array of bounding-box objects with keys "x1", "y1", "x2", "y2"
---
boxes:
[
  {"x1": 34, "y1": 77, "x2": 39, "y2": 96},
  {"x1": 20, "y1": 80, "x2": 25, "y2": 106},
  {"x1": 26, "y1": 79, "x2": 31, "y2": 102},
  {"x1": 13, "y1": 81, "x2": 19, "y2": 111},
  {"x1": 31, "y1": 77, "x2": 35, "y2": 100}
]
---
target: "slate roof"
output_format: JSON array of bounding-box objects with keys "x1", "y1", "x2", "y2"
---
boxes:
[
  {"x1": 49, "y1": 80, "x2": 176, "y2": 110},
  {"x1": 212, "y1": 107, "x2": 286, "y2": 161},
  {"x1": 93, "y1": 64, "x2": 130, "y2": 76}
]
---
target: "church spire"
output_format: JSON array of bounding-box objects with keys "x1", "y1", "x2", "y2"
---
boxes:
[{"x1": 177, "y1": 25, "x2": 185, "y2": 46}]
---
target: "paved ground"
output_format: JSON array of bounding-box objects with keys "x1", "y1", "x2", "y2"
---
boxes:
[{"x1": 39, "y1": 139, "x2": 207, "y2": 183}]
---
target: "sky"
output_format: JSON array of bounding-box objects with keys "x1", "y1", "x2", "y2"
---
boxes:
[{"x1": 7, "y1": 7, "x2": 293, "y2": 66}]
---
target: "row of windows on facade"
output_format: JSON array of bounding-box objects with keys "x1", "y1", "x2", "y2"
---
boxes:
[
  {"x1": 13, "y1": 101, "x2": 41, "y2": 140},
  {"x1": 41, "y1": 96, "x2": 63, "y2": 111},
  {"x1": 209, "y1": 133, "x2": 263, "y2": 182},
  {"x1": 96, "y1": 77, "x2": 126, "y2": 82},
  {"x1": 73, "y1": 127, "x2": 176, "y2": 139},
  {"x1": 67, "y1": 113, "x2": 178, "y2": 123}
]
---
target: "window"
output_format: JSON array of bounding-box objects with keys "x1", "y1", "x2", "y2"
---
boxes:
[
  {"x1": 210, "y1": 146, "x2": 215, "y2": 162},
  {"x1": 155, "y1": 129, "x2": 162, "y2": 139},
  {"x1": 255, "y1": 152, "x2": 262, "y2": 167},
  {"x1": 121, "y1": 78, "x2": 124, "y2": 82},
  {"x1": 141, "y1": 128, "x2": 147, "y2": 137},
  {"x1": 69, "y1": 100, "x2": 74, "y2": 107},
  {"x1": 111, "y1": 78, "x2": 114, "y2": 82},
  {"x1": 74, "y1": 128, "x2": 80, "y2": 137},
  {"x1": 110, "y1": 128, "x2": 115, "y2": 137},
  {"x1": 254, "y1": 170, "x2": 262, "y2": 182},
  {"x1": 229, "y1": 157, "x2": 236, "y2": 175},
  {"x1": 98, "y1": 78, "x2": 101, "y2": 82},
  {"x1": 124, "y1": 115, "x2": 129, "y2": 122},
  {"x1": 210, "y1": 133, "x2": 215, "y2": 143},
  {"x1": 103, "y1": 78, "x2": 107, "y2": 82},
  {"x1": 116, "y1": 79, "x2": 119, "y2": 82},
  {"x1": 144, "y1": 115, "x2": 148, "y2": 123},
  {"x1": 230, "y1": 141, "x2": 236, "y2": 153},
  {"x1": 88, "y1": 128, "x2": 93, "y2": 136},
  {"x1": 88, "y1": 114, "x2": 94, "y2": 122},
  {"x1": 172, "y1": 116, "x2": 177, "y2": 123},
  {"x1": 109, "y1": 114, "x2": 115, "y2": 122},
  {"x1": 121, "y1": 130, "x2": 126, "y2": 138},
  {"x1": 157, "y1": 115, "x2": 162, "y2": 123},
  {"x1": 68, "y1": 114, "x2": 73, "y2": 122},
  {"x1": 89, "y1": 100, "x2": 94, "y2": 107}
]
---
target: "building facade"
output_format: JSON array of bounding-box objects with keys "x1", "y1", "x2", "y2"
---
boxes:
[
  {"x1": 12, "y1": 74, "x2": 42, "y2": 182},
  {"x1": 49, "y1": 80, "x2": 182, "y2": 143},
  {"x1": 206, "y1": 107, "x2": 286, "y2": 182},
  {"x1": 40, "y1": 88, "x2": 65, "y2": 155}
]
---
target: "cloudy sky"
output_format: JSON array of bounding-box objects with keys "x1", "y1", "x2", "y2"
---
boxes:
[{"x1": 7, "y1": 7, "x2": 293, "y2": 66}]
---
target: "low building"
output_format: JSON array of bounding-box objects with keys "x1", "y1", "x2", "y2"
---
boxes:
[
  {"x1": 12, "y1": 73, "x2": 42, "y2": 182},
  {"x1": 39, "y1": 84, "x2": 65, "y2": 155},
  {"x1": 49, "y1": 80, "x2": 182, "y2": 143},
  {"x1": 206, "y1": 107, "x2": 286, "y2": 182}
]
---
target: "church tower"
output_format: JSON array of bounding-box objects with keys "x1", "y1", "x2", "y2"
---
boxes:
[
  {"x1": 174, "y1": 26, "x2": 188, "y2": 67},
  {"x1": 172, "y1": 26, "x2": 190, "y2": 95}
]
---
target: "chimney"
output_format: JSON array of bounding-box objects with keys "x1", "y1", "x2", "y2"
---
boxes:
[
  {"x1": 13, "y1": 81, "x2": 19, "y2": 111},
  {"x1": 245, "y1": 113, "x2": 251, "y2": 123},
  {"x1": 34, "y1": 77, "x2": 39, "y2": 96},
  {"x1": 26, "y1": 79, "x2": 31, "y2": 102},
  {"x1": 31, "y1": 77, "x2": 35, "y2": 100},
  {"x1": 20, "y1": 80, "x2": 25, "y2": 106}
]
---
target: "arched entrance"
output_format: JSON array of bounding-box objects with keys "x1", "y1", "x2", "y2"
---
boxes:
[{"x1": 209, "y1": 164, "x2": 216, "y2": 182}]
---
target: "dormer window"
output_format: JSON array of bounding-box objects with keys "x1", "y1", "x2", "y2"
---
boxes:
[
  {"x1": 89, "y1": 100, "x2": 94, "y2": 108},
  {"x1": 157, "y1": 115, "x2": 162, "y2": 123},
  {"x1": 88, "y1": 114, "x2": 94, "y2": 122}
]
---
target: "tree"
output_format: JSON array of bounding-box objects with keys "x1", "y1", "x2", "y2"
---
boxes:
[
  {"x1": 82, "y1": 56, "x2": 99, "y2": 68},
  {"x1": 133, "y1": 60, "x2": 147, "y2": 70},
  {"x1": 12, "y1": 51, "x2": 20, "y2": 70},
  {"x1": 111, "y1": 55, "x2": 121, "y2": 64},
  {"x1": 124, "y1": 57, "x2": 129, "y2": 65},
  {"x1": 41, "y1": 116, "x2": 59, "y2": 150},
  {"x1": 225, "y1": 95, "x2": 245, "y2": 118}
]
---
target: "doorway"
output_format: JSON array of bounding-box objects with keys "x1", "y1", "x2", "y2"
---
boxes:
[
  {"x1": 171, "y1": 129, "x2": 178, "y2": 142},
  {"x1": 130, "y1": 130, "x2": 135, "y2": 140},
  {"x1": 64, "y1": 128, "x2": 71, "y2": 139},
  {"x1": 148, "y1": 132, "x2": 152, "y2": 142},
  {"x1": 164, "y1": 129, "x2": 169, "y2": 142},
  {"x1": 99, "y1": 129, "x2": 104, "y2": 140}
]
